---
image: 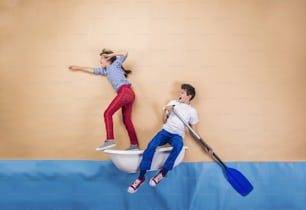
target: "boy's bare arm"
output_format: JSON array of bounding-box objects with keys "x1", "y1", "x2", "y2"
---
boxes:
[
  {"x1": 162, "y1": 105, "x2": 174, "y2": 123},
  {"x1": 190, "y1": 124, "x2": 197, "y2": 132}
]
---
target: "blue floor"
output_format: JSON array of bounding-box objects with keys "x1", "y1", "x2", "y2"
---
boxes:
[{"x1": 0, "y1": 160, "x2": 305, "y2": 210}]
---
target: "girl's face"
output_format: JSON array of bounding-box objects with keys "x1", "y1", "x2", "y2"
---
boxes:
[
  {"x1": 100, "y1": 55, "x2": 111, "y2": 68},
  {"x1": 178, "y1": 89, "x2": 191, "y2": 104}
]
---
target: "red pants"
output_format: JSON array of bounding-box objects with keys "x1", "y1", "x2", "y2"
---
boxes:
[{"x1": 104, "y1": 85, "x2": 138, "y2": 145}]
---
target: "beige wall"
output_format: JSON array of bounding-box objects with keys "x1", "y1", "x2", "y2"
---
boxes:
[{"x1": 0, "y1": 0, "x2": 305, "y2": 161}]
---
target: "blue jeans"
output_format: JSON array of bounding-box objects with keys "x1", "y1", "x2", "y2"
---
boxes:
[{"x1": 139, "y1": 129, "x2": 183, "y2": 171}]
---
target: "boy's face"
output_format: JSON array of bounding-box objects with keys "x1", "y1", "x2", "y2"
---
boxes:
[{"x1": 178, "y1": 89, "x2": 191, "y2": 104}]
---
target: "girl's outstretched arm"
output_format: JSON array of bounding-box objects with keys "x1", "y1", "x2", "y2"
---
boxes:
[{"x1": 68, "y1": 65, "x2": 94, "y2": 74}]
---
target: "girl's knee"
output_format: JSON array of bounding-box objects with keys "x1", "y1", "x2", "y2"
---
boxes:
[{"x1": 104, "y1": 110, "x2": 112, "y2": 119}]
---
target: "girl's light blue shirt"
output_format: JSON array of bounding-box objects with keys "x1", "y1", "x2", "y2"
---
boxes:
[{"x1": 93, "y1": 56, "x2": 131, "y2": 92}]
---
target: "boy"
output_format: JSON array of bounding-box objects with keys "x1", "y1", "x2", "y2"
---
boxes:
[{"x1": 128, "y1": 84, "x2": 198, "y2": 193}]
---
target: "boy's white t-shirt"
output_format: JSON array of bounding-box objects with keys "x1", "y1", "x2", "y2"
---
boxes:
[{"x1": 162, "y1": 100, "x2": 199, "y2": 137}]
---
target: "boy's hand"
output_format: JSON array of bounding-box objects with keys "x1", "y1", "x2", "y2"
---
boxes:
[
  {"x1": 164, "y1": 105, "x2": 174, "y2": 111},
  {"x1": 207, "y1": 149, "x2": 214, "y2": 158}
]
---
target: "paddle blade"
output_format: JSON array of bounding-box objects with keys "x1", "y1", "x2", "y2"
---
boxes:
[{"x1": 225, "y1": 167, "x2": 253, "y2": 196}]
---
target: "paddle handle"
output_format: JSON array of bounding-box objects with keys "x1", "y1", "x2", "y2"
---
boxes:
[{"x1": 172, "y1": 109, "x2": 227, "y2": 170}]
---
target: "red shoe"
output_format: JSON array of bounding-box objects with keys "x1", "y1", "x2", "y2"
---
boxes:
[
  {"x1": 149, "y1": 171, "x2": 165, "y2": 187},
  {"x1": 128, "y1": 178, "x2": 145, "y2": 193}
]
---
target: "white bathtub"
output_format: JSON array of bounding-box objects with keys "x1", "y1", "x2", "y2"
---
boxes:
[{"x1": 103, "y1": 146, "x2": 188, "y2": 173}]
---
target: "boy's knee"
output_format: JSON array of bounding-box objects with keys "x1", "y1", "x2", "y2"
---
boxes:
[
  {"x1": 173, "y1": 142, "x2": 183, "y2": 152},
  {"x1": 147, "y1": 142, "x2": 158, "y2": 150}
]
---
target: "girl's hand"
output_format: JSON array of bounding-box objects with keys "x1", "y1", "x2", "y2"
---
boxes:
[
  {"x1": 102, "y1": 53, "x2": 115, "y2": 60},
  {"x1": 68, "y1": 65, "x2": 78, "y2": 71}
]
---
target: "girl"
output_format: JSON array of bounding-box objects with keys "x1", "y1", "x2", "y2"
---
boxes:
[{"x1": 69, "y1": 49, "x2": 139, "y2": 151}]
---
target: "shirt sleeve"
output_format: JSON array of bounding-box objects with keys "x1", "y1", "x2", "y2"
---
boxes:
[
  {"x1": 189, "y1": 109, "x2": 199, "y2": 125},
  {"x1": 93, "y1": 68, "x2": 106, "y2": 75},
  {"x1": 112, "y1": 56, "x2": 127, "y2": 68}
]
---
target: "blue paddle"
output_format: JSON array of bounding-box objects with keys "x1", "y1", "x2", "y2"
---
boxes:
[{"x1": 173, "y1": 109, "x2": 253, "y2": 196}]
